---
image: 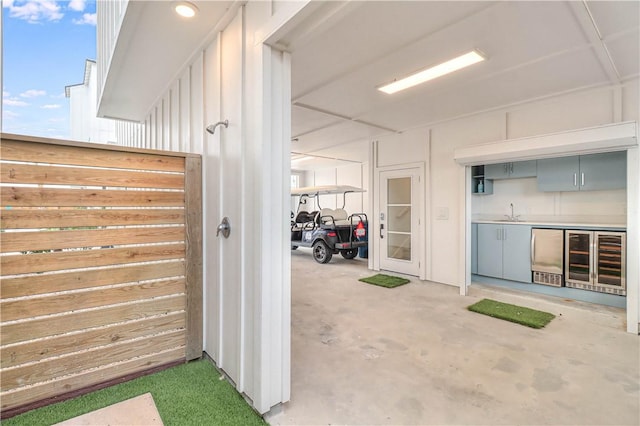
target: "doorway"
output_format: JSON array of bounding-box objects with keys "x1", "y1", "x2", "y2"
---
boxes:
[{"x1": 378, "y1": 167, "x2": 423, "y2": 277}]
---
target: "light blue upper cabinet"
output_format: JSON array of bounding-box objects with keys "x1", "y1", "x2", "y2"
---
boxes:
[
  {"x1": 578, "y1": 151, "x2": 627, "y2": 191},
  {"x1": 485, "y1": 160, "x2": 537, "y2": 179},
  {"x1": 537, "y1": 156, "x2": 580, "y2": 191},
  {"x1": 537, "y1": 152, "x2": 626, "y2": 192},
  {"x1": 509, "y1": 160, "x2": 537, "y2": 179},
  {"x1": 485, "y1": 163, "x2": 510, "y2": 179}
]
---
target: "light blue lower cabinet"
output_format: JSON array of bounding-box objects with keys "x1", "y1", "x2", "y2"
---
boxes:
[
  {"x1": 502, "y1": 224, "x2": 532, "y2": 283},
  {"x1": 476, "y1": 223, "x2": 532, "y2": 283},
  {"x1": 477, "y1": 224, "x2": 503, "y2": 279},
  {"x1": 471, "y1": 223, "x2": 478, "y2": 274}
]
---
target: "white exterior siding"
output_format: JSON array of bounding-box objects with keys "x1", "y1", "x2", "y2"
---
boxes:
[
  {"x1": 97, "y1": 1, "x2": 296, "y2": 412},
  {"x1": 67, "y1": 60, "x2": 142, "y2": 146},
  {"x1": 96, "y1": 0, "x2": 128, "y2": 105}
]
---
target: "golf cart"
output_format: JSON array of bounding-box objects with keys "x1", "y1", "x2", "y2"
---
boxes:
[{"x1": 291, "y1": 185, "x2": 368, "y2": 264}]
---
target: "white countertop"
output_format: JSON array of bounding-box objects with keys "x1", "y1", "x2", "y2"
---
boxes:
[{"x1": 472, "y1": 219, "x2": 626, "y2": 229}]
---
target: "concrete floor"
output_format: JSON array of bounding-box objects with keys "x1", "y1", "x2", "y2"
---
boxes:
[{"x1": 266, "y1": 248, "x2": 639, "y2": 425}]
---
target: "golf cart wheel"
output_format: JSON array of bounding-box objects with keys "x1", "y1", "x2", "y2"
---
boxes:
[
  {"x1": 312, "y1": 241, "x2": 332, "y2": 264},
  {"x1": 291, "y1": 245, "x2": 298, "y2": 250},
  {"x1": 341, "y1": 249, "x2": 358, "y2": 259}
]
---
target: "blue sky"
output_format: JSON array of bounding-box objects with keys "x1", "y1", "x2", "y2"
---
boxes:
[{"x1": 2, "y1": 0, "x2": 96, "y2": 139}]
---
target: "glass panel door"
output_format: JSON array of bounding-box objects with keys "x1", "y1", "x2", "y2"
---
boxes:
[
  {"x1": 387, "y1": 177, "x2": 411, "y2": 261},
  {"x1": 379, "y1": 168, "x2": 421, "y2": 277},
  {"x1": 566, "y1": 231, "x2": 592, "y2": 284},
  {"x1": 595, "y1": 232, "x2": 626, "y2": 289}
]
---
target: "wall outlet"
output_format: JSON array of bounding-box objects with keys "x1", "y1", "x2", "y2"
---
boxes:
[{"x1": 436, "y1": 207, "x2": 449, "y2": 220}]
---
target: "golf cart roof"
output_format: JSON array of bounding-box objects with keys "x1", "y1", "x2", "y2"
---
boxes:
[{"x1": 291, "y1": 185, "x2": 366, "y2": 197}]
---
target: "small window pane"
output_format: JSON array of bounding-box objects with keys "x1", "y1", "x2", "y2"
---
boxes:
[{"x1": 388, "y1": 177, "x2": 411, "y2": 204}]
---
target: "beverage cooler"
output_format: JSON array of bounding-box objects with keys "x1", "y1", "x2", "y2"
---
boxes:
[{"x1": 565, "y1": 230, "x2": 626, "y2": 295}]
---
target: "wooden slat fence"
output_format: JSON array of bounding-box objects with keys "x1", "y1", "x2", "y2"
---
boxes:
[{"x1": 0, "y1": 134, "x2": 202, "y2": 416}]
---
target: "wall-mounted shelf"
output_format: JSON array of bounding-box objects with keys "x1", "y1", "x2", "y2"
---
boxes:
[{"x1": 471, "y1": 165, "x2": 493, "y2": 195}]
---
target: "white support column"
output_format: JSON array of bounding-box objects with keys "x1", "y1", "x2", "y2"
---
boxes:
[
  {"x1": 248, "y1": 45, "x2": 292, "y2": 414},
  {"x1": 626, "y1": 147, "x2": 639, "y2": 334},
  {"x1": 459, "y1": 165, "x2": 470, "y2": 296}
]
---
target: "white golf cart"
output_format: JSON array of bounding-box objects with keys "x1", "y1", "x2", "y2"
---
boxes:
[{"x1": 290, "y1": 185, "x2": 368, "y2": 263}]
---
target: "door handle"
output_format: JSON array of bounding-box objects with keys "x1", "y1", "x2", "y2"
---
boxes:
[
  {"x1": 573, "y1": 173, "x2": 577, "y2": 186},
  {"x1": 380, "y1": 224, "x2": 384, "y2": 239},
  {"x1": 581, "y1": 172, "x2": 585, "y2": 187},
  {"x1": 216, "y1": 217, "x2": 230, "y2": 238},
  {"x1": 497, "y1": 229, "x2": 501, "y2": 240},
  {"x1": 531, "y1": 233, "x2": 535, "y2": 265}
]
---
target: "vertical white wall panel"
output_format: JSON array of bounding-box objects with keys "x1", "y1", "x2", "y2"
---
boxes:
[
  {"x1": 162, "y1": 96, "x2": 171, "y2": 150},
  {"x1": 336, "y1": 163, "x2": 364, "y2": 213},
  {"x1": 218, "y1": 9, "x2": 244, "y2": 389},
  {"x1": 313, "y1": 168, "x2": 337, "y2": 209},
  {"x1": 506, "y1": 86, "x2": 615, "y2": 139},
  {"x1": 203, "y1": 36, "x2": 222, "y2": 366},
  {"x1": 179, "y1": 68, "x2": 192, "y2": 153},
  {"x1": 377, "y1": 129, "x2": 428, "y2": 168},
  {"x1": 191, "y1": 54, "x2": 205, "y2": 155},
  {"x1": 149, "y1": 108, "x2": 156, "y2": 150},
  {"x1": 171, "y1": 83, "x2": 180, "y2": 152},
  {"x1": 623, "y1": 79, "x2": 639, "y2": 122}
]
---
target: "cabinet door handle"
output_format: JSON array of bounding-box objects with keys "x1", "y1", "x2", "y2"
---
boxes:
[
  {"x1": 504, "y1": 164, "x2": 508, "y2": 174},
  {"x1": 510, "y1": 163, "x2": 513, "y2": 174},
  {"x1": 497, "y1": 229, "x2": 501, "y2": 240},
  {"x1": 573, "y1": 173, "x2": 577, "y2": 186},
  {"x1": 581, "y1": 172, "x2": 585, "y2": 186},
  {"x1": 531, "y1": 233, "x2": 536, "y2": 265},
  {"x1": 503, "y1": 228, "x2": 507, "y2": 240}
]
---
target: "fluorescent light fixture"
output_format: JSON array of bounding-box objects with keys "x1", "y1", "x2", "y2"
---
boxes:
[
  {"x1": 291, "y1": 156, "x2": 314, "y2": 163},
  {"x1": 378, "y1": 50, "x2": 486, "y2": 95},
  {"x1": 174, "y1": 1, "x2": 198, "y2": 18}
]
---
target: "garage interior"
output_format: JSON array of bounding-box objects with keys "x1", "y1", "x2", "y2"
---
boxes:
[{"x1": 273, "y1": 1, "x2": 638, "y2": 424}]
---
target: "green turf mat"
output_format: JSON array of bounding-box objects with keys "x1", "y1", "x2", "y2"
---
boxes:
[
  {"x1": 359, "y1": 273, "x2": 410, "y2": 288},
  {"x1": 467, "y1": 298, "x2": 555, "y2": 329},
  {"x1": 3, "y1": 359, "x2": 265, "y2": 426}
]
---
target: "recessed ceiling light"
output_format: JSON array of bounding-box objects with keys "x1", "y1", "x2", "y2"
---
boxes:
[
  {"x1": 378, "y1": 50, "x2": 486, "y2": 95},
  {"x1": 174, "y1": 1, "x2": 198, "y2": 18}
]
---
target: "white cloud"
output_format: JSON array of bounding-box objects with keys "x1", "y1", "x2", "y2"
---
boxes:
[
  {"x1": 3, "y1": 97, "x2": 29, "y2": 107},
  {"x1": 73, "y1": 12, "x2": 95, "y2": 25},
  {"x1": 4, "y1": 0, "x2": 64, "y2": 24},
  {"x1": 3, "y1": 110, "x2": 20, "y2": 120},
  {"x1": 68, "y1": 0, "x2": 84, "y2": 12},
  {"x1": 41, "y1": 104, "x2": 62, "y2": 109},
  {"x1": 20, "y1": 89, "x2": 46, "y2": 98},
  {"x1": 48, "y1": 117, "x2": 66, "y2": 123},
  {"x1": 3, "y1": 90, "x2": 10, "y2": 98}
]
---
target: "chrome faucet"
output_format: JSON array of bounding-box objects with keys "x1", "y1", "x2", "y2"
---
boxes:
[{"x1": 505, "y1": 203, "x2": 521, "y2": 221}]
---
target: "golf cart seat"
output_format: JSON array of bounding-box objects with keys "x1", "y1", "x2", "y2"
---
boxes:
[
  {"x1": 320, "y1": 208, "x2": 362, "y2": 227},
  {"x1": 294, "y1": 210, "x2": 315, "y2": 224}
]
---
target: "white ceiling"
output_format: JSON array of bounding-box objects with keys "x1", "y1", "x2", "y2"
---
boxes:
[
  {"x1": 99, "y1": 1, "x2": 234, "y2": 121},
  {"x1": 99, "y1": 1, "x2": 639, "y2": 170},
  {"x1": 277, "y1": 1, "x2": 639, "y2": 168}
]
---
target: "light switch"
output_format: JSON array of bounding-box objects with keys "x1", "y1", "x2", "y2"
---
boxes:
[{"x1": 436, "y1": 207, "x2": 449, "y2": 220}]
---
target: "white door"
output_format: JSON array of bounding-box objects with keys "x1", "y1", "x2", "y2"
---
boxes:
[{"x1": 379, "y1": 168, "x2": 421, "y2": 276}]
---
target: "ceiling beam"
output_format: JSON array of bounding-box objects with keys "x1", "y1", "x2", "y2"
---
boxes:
[
  {"x1": 569, "y1": 1, "x2": 621, "y2": 83},
  {"x1": 293, "y1": 102, "x2": 400, "y2": 134}
]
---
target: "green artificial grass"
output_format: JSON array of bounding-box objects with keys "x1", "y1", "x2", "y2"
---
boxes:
[
  {"x1": 359, "y1": 273, "x2": 410, "y2": 288},
  {"x1": 468, "y1": 298, "x2": 555, "y2": 329},
  {"x1": 3, "y1": 359, "x2": 265, "y2": 426}
]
